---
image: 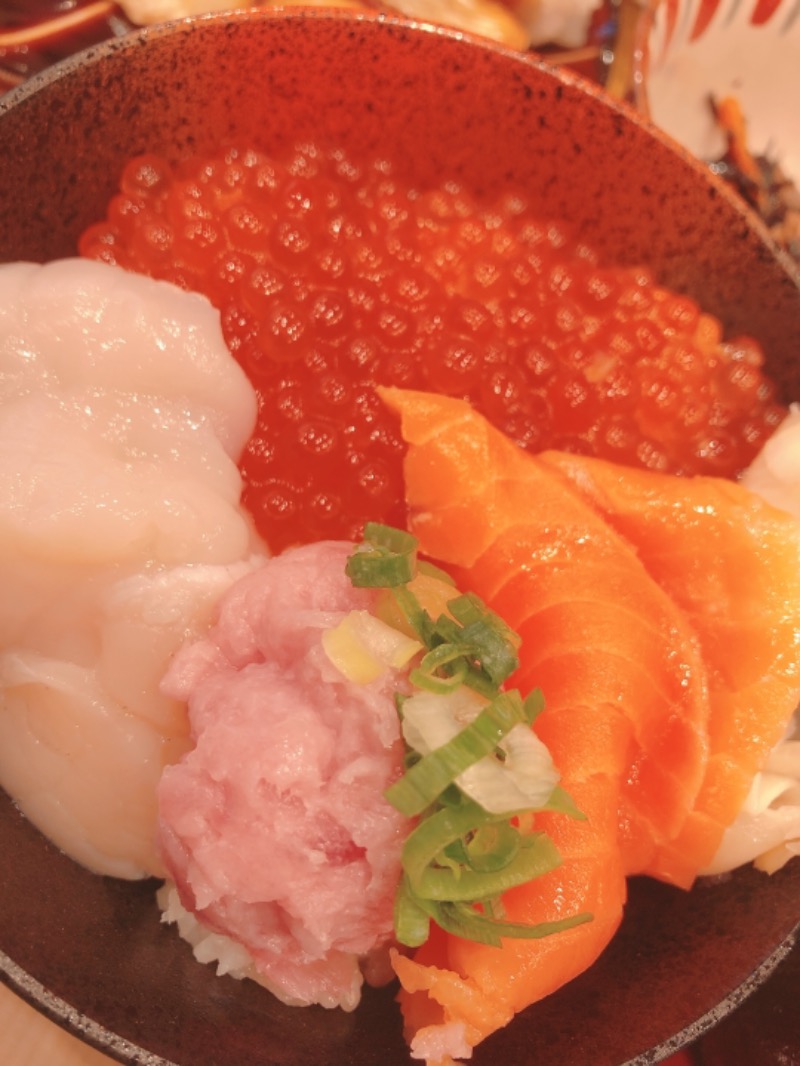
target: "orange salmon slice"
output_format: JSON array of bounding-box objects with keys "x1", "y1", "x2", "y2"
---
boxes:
[
  {"x1": 378, "y1": 387, "x2": 710, "y2": 1061},
  {"x1": 381, "y1": 386, "x2": 712, "y2": 871},
  {"x1": 379, "y1": 387, "x2": 800, "y2": 1063},
  {"x1": 541, "y1": 451, "x2": 800, "y2": 885}
]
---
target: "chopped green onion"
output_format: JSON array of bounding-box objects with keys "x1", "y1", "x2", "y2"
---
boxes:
[
  {"x1": 460, "y1": 821, "x2": 521, "y2": 873},
  {"x1": 420, "y1": 899, "x2": 593, "y2": 948},
  {"x1": 385, "y1": 691, "x2": 533, "y2": 817},
  {"x1": 437, "y1": 783, "x2": 463, "y2": 808},
  {"x1": 401, "y1": 798, "x2": 562, "y2": 901},
  {"x1": 340, "y1": 522, "x2": 592, "y2": 950},
  {"x1": 364, "y1": 522, "x2": 418, "y2": 556},
  {"x1": 542, "y1": 785, "x2": 588, "y2": 821},
  {"x1": 409, "y1": 643, "x2": 469, "y2": 694},
  {"x1": 387, "y1": 584, "x2": 436, "y2": 643},
  {"x1": 446, "y1": 593, "x2": 521, "y2": 685},
  {"x1": 522, "y1": 689, "x2": 546, "y2": 724},
  {"x1": 346, "y1": 523, "x2": 418, "y2": 588},
  {"x1": 394, "y1": 878, "x2": 432, "y2": 948}
]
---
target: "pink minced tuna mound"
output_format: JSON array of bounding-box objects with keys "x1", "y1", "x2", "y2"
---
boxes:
[{"x1": 157, "y1": 540, "x2": 411, "y2": 1011}]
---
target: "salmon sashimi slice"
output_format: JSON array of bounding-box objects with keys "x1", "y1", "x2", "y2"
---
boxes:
[
  {"x1": 541, "y1": 451, "x2": 800, "y2": 886},
  {"x1": 381, "y1": 386, "x2": 711, "y2": 870},
  {"x1": 379, "y1": 387, "x2": 714, "y2": 1061},
  {"x1": 393, "y1": 700, "x2": 628, "y2": 1062},
  {"x1": 394, "y1": 703, "x2": 631, "y2": 1061}
]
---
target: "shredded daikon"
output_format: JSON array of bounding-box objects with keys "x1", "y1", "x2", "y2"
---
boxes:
[{"x1": 703, "y1": 717, "x2": 800, "y2": 876}]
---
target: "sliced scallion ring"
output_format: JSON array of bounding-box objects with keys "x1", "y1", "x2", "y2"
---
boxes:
[
  {"x1": 420, "y1": 898, "x2": 594, "y2": 948},
  {"x1": 459, "y1": 821, "x2": 521, "y2": 873},
  {"x1": 394, "y1": 878, "x2": 432, "y2": 948},
  {"x1": 340, "y1": 521, "x2": 592, "y2": 950},
  {"x1": 446, "y1": 593, "x2": 521, "y2": 685},
  {"x1": 409, "y1": 643, "x2": 470, "y2": 694},
  {"x1": 385, "y1": 691, "x2": 534, "y2": 817},
  {"x1": 401, "y1": 798, "x2": 562, "y2": 901},
  {"x1": 346, "y1": 522, "x2": 418, "y2": 588}
]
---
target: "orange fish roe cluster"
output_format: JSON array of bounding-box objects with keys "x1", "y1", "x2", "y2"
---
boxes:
[{"x1": 79, "y1": 143, "x2": 786, "y2": 552}]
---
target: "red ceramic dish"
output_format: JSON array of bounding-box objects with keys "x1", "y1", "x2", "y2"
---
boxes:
[{"x1": 1, "y1": 12, "x2": 800, "y2": 1066}]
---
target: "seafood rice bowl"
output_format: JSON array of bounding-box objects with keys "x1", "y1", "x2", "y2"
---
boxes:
[{"x1": 1, "y1": 10, "x2": 800, "y2": 1066}]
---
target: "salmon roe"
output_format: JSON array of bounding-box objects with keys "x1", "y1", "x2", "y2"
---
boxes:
[{"x1": 79, "y1": 143, "x2": 786, "y2": 552}]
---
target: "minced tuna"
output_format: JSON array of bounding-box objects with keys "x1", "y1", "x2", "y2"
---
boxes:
[{"x1": 156, "y1": 540, "x2": 411, "y2": 1010}]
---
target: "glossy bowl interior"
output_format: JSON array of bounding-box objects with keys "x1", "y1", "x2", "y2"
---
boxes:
[
  {"x1": 1, "y1": 10, "x2": 799, "y2": 387},
  {"x1": 1, "y1": 11, "x2": 800, "y2": 1066}
]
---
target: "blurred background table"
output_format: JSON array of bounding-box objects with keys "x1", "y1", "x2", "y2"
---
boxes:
[{"x1": 0, "y1": 983, "x2": 113, "y2": 1066}]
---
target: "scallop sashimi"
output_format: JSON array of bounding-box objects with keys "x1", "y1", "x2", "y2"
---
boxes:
[
  {"x1": 0, "y1": 259, "x2": 265, "y2": 879},
  {"x1": 740, "y1": 403, "x2": 800, "y2": 521},
  {"x1": 0, "y1": 259, "x2": 256, "y2": 568}
]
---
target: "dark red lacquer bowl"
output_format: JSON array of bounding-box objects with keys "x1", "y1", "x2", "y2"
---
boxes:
[{"x1": 1, "y1": 11, "x2": 800, "y2": 1066}]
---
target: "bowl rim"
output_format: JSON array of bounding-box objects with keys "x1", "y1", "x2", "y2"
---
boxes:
[
  {"x1": 1, "y1": 6, "x2": 797, "y2": 288},
  {"x1": 2, "y1": 854, "x2": 798, "y2": 1066}
]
